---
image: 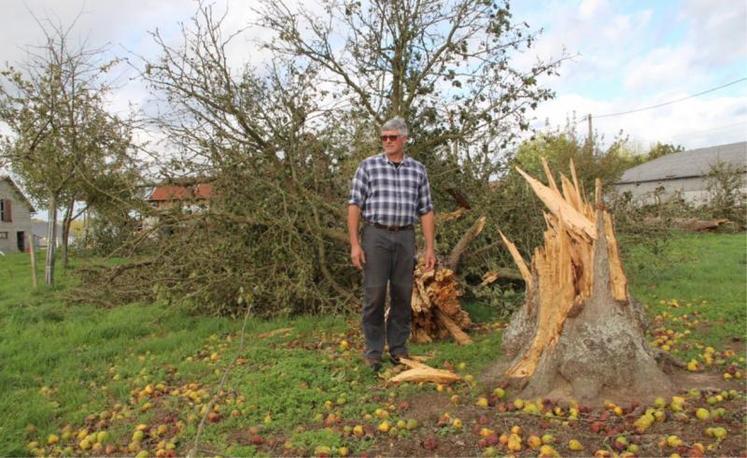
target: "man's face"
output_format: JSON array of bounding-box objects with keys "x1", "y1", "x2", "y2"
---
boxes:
[{"x1": 380, "y1": 130, "x2": 406, "y2": 156}]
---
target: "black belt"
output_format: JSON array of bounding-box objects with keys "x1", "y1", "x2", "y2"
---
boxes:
[{"x1": 366, "y1": 221, "x2": 414, "y2": 232}]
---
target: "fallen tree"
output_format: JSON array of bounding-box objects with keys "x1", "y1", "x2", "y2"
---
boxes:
[
  {"x1": 499, "y1": 160, "x2": 674, "y2": 404},
  {"x1": 73, "y1": 1, "x2": 562, "y2": 318},
  {"x1": 409, "y1": 216, "x2": 490, "y2": 345}
]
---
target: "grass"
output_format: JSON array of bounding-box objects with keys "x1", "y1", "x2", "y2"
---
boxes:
[
  {"x1": 0, "y1": 231, "x2": 745, "y2": 456},
  {"x1": 0, "y1": 254, "x2": 239, "y2": 455},
  {"x1": 0, "y1": 252, "x2": 505, "y2": 456},
  {"x1": 625, "y1": 231, "x2": 747, "y2": 358}
]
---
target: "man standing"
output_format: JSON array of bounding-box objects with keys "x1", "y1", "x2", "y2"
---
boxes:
[{"x1": 347, "y1": 117, "x2": 436, "y2": 373}]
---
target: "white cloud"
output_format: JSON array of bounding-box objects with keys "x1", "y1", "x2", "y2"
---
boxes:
[
  {"x1": 620, "y1": 0, "x2": 745, "y2": 93},
  {"x1": 1, "y1": 0, "x2": 744, "y2": 160},
  {"x1": 679, "y1": 0, "x2": 747, "y2": 65},
  {"x1": 622, "y1": 45, "x2": 701, "y2": 92},
  {"x1": 531, "y1": 91, "x2": 747, "y2": 151},
  {"x1": 578, "y1": 0, "x2": 607, "y2": 19},
  {"x1": 511, "y1": 0, "x2": 746, "y2": 151}
]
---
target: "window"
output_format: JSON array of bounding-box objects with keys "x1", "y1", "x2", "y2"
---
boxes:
[
  {"x1": 0, "y1": 199, "x2": 11, "y2": 222},
  {"x1": 0, "y1": 232, "x2": 7, "y2": 239}
]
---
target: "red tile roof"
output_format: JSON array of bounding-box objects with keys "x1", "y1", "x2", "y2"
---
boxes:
[
  {"x1": 193, "y1": 183, "x2": 213, "y2": 199},
  {"x1": 149, "y1": 183, "x2": 214, "y2": 202}
]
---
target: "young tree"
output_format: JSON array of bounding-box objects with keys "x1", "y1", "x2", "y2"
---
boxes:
[
  {"x1": 705, "y1": 160, "x2": 746, "y2": 226},
  {"x1": 0, "y1": 17, "x2": 132, "y2": 283}
]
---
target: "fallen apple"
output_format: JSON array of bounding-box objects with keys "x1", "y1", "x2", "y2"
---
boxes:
[{"x1": 568, "y1": 439, "x2": 584, "y2": 451}]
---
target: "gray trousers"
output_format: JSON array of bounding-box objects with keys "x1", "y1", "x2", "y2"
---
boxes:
[{"x1": 360, "y1": 224, "x2": 416, "y2": 360}]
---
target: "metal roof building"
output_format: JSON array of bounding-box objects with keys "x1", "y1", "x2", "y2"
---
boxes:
[{"x1": 614, "y1": 141, "x2": 747, "y2": 205}]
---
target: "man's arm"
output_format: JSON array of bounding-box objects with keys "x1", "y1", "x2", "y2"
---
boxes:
[
  {"x1": 420, "y1": 210, "x2": 436, "y2": 271},
  {"x1": 348, "y1": 204, "x2": 366, "y2": 270}
]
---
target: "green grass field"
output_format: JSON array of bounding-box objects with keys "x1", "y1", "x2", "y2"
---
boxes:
[
  {"x1": 0, "y1": 232, "x2": 745, "y2": 456},
  {"x1": 626, "y1": 232, "x2": 747, "y2": 357}
]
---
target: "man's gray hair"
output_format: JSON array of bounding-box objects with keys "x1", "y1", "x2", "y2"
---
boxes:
[{"x1": 381, "y1": 117, "x2": 408, "y2": 136}]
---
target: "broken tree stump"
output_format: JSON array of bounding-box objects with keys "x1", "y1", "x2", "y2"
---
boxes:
[
  {"x1": 409, "y1": 216, "x2": 486, "y2": 345},
  {"x1": 500, "y1": 159, "x2": 673, "y2": 404},
  {"x1": 411, "y1": 265, "x2": 472, "y2": 344}
]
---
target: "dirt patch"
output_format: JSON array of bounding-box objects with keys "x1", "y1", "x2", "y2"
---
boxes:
[{"x1": 395, "y1": 392, "x2": 452, "y2": 423}]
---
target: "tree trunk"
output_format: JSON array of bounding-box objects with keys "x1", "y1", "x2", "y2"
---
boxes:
[
  {"x1": 61, "y1": 197, "x2": 74, "y2": 270},
  {"x1": 45, "y1": 193, "x2": 58, "y2": 286},
  {"x1": 500, "y1": 161, "x2": 672, "y2": 405}
]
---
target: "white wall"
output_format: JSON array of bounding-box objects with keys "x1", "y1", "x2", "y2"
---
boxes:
[
  {"x1": 614, "y1": 174, "x2": 747, "y2": 206},
  {"x1": 0, "y1": 180, "x2": 34, "y2": 253}
]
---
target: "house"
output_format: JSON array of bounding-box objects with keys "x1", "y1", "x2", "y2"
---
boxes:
[
  {"x1": 141, "y1": 180, "x2": 215, "y2": 232},
  {"x1": 147, "y1": 182, "x2": 214, "y2": 211},
  {"x1": 0, "y1": 175, "x2": 35, "y2": 253},
  {"x1": 614, "y1": 141, "x2": 747, "y2": 205}
]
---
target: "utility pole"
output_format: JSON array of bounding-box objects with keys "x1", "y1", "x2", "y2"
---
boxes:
[{"x1": 587, "y1": 113, "x2": 594, "y2": 156}]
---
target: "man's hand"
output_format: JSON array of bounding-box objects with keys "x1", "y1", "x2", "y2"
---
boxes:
[
  {"x1": 423, "y1": 247, "x2": 436, "y2": 272},
  {"x1": 420, "y1": 211, "x2": 436, "y2": 272},
  {"x1": 351, "y1": 244, "x2": 366, "y2": 270}
]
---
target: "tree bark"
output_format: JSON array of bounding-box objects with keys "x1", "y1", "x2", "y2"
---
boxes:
[
  {"x1": 500, "y1": 161, "x2": 673, "y2": 405},
  {"x1": 45, "y1": 193, "x2": 58, "y2": 286},
  {"x1": 61, "y1": 197, "x2": 74, "y2": 269},
  {"x1": 446, "y1": 216, "x2": 486, "y2": 272}
]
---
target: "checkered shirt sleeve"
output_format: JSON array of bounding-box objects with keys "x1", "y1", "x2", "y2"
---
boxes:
[
  {"x1": 348, "y1": 164, "x2": 369, "y2": 208},
  {"x1": 417, "y1": 169, "x2": 433, "y2": 216}
]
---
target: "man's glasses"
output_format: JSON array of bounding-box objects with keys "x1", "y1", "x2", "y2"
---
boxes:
[{"x1": 380, "y1": 135, "x2": 400, "y2": 142}]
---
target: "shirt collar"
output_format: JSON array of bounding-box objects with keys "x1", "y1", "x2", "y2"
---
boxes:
[{"x1": 380, "y1": 153, "x2": 410, "y2": 167}]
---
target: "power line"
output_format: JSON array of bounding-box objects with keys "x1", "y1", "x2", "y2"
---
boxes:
[{"x1": 593, "y1": 77, "x2": 747, "y2": 119}]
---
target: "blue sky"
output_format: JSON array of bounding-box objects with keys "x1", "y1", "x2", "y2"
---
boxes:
[
  {"x1": 509, "y1": 0, "x2": 746, "y2": 149},
  {"x1": 0, "y1": 0, "x2": 745, "y2": 153}
]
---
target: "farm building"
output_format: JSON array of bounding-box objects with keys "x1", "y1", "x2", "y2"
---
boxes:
[
  {"x1": 614, "y1": 141, "x2": 747, "y2": 205},
  {"x1": 0, "y1": 175, "x2": 35, "y2": 253}
]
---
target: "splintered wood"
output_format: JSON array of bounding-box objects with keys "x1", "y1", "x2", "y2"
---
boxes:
[
  {"x1": 410, "y1": 266, "x2": 473, "y2": 345},
  {"x1": 504, "y1": 160, "x2": 628, "y2": 379},
  {"x1": 388, "y1": 357, "x2": 462, "y2": 384},
  {"x1": 388, "y1": 366, "x2": 462, "y2": 385}
]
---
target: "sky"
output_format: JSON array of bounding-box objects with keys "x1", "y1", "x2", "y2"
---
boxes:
[{"x1": 0, "y1": 0, "x2": 745, "y2": 158}]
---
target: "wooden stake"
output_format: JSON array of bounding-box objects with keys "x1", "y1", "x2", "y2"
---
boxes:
[{"x1": 28, "y1": 233, "x2": 37, "y2": 288}]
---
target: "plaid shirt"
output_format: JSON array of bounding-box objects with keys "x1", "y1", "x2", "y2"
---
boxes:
[{"x1": 348, "y1": 153, "x2": 433, "y2": 226}]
